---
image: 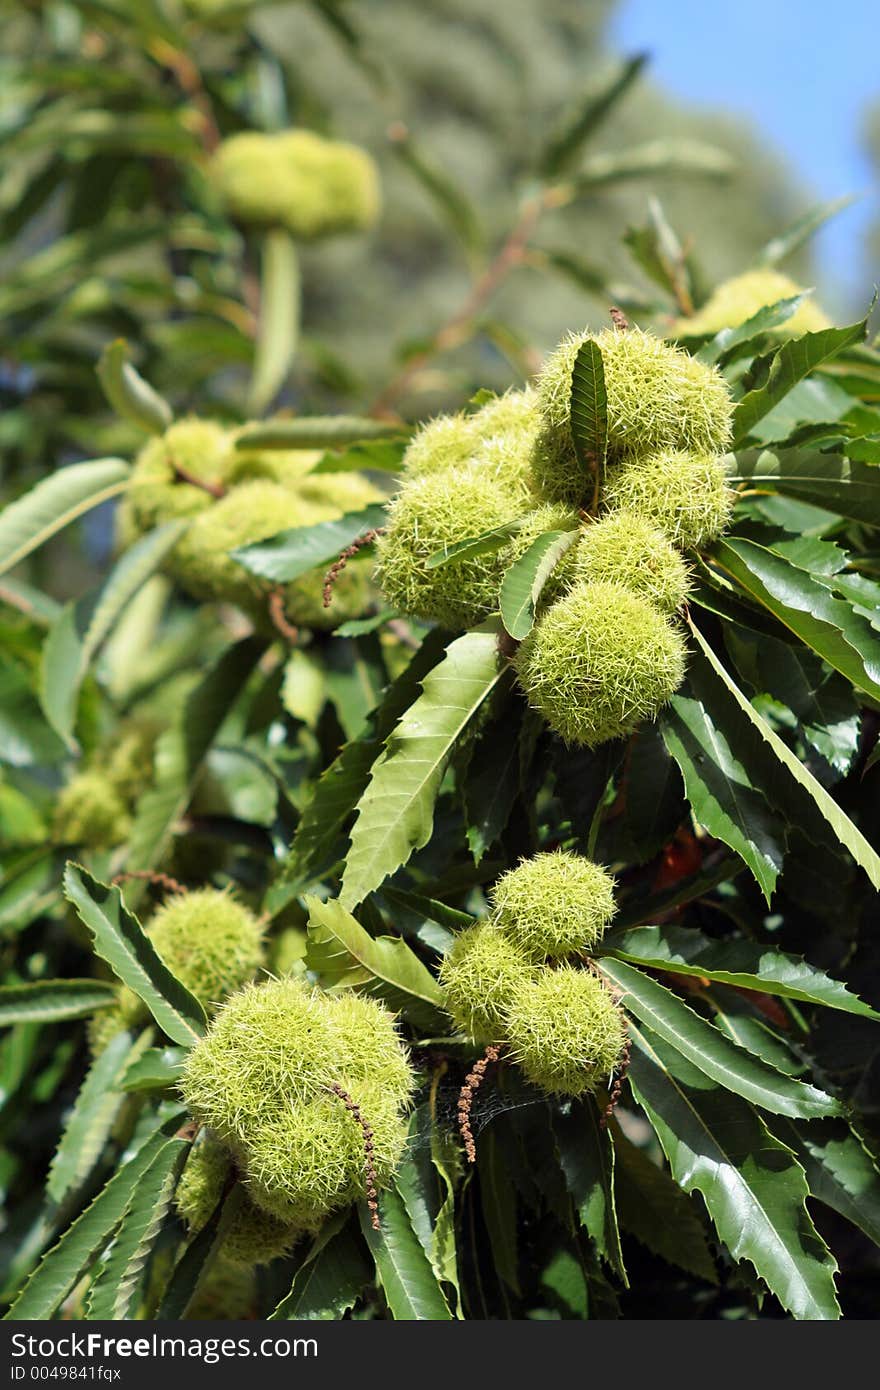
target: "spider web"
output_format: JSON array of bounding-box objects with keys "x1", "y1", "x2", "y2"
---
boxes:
[{"x1": 404, "y1": 1073, "x2": 548, "y2": 1156}]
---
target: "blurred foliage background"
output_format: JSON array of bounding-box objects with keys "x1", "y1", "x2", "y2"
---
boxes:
[{"x1": 2, "y1": 0, "x2": 820, "y2": 487}]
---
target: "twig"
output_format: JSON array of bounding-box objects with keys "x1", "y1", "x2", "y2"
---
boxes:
[
  {"x1": 370, "y1": 189, "x2": 561, "y2": 417},
  {"x1": 150, "y1": 40, "x2": 222, "y2": 156},
  {"x1": 171, "y1": 460, "x2": 226, "y2": 498},
  {"x1": 112, "y1": 869, "x2": 185, "y2": 896},
  {"x1": 328, "y1": 1081, "x2": 381, "y2": 1231},
  {"x1": 322, "y1": 528, "x2": 385, "y2": 608},
  {"x1": 457, "y1": 1044, "x2": 501, "y2": 1163},
  {"x1": 0, "y1": 584, "x2": 38, "y2": 619},
  {"x1": 267, "y1": 588, "x2": 299, "y2": 644}
]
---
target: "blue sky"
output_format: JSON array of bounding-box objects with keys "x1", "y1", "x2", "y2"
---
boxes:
[{"x1": 609, "y1": 0, "x2": 879, "y2": 313}]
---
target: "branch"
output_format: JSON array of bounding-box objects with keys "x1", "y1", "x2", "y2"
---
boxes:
[{"x1": 370, "y1": 189, "x2": 562, "y2": 417}]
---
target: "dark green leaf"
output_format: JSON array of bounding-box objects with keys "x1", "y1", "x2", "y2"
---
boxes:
[
  {"x1": 62, "y1": 864, "x2": 206, "y2": 1048},
  {"x1": 771, "y1": 1118, "x2": 880, "y2": 1247},
  {"x1": 477, "y1": 1126, "x2": 521, "y2": 1295},
  {"x1": 463, "y1": 713, "x2": 520, "y2": 865},
  {"x1": 157, "y1": 1185, "x2": 249, "y2": 1320},
  {"x1": 270, "y1": 1214, "x2": 371, "y2": 1320},
  {"x1": 628, "y1": 1025, "x2": 840, "y2": 1320},
  {"x1": 686, "y1": 620, "x2": 880, "y2": 892},
  {"x1": 554, "y1": 1101, "x2": 626, "y2": 1279},
  {"x1": 570, "y1": 338, "x2": 607, "y2": 495},
  {"x1": 599, "y1": 959, "x2": 840, "y2": 1118},
  {"x1": 359, "y1": 1184, "x2": 452, "y2": 1319},
  {"x1": 272, "y1": 630, "x2": 449, "y2": 903},
  {"x1": 605, "y1": 924, "x2": 879, "y2": 1017},
  {"x1": 86, "y1": 1138, "x2": 189, "y2": 1319},
  {"x1": 714, "y1": 536, "x2": 880, "y2": 703},
  {"x1": 733, "y1": 448, "x2": 880, "y2": 526},
  {"x1": 47, "y1": 1031, "x2": 142, "y2": 1207},
  {"x1": 660, "y1": 691, "x2": 784, "y2": 902},
  {"x1": 613, "y1": 1129, "x2": 717, "y2": 1282}
]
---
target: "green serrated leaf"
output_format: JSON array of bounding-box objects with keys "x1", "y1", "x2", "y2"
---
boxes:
[
  {"x1": 500, "y1": 529, "x2": 579, "y2": 640},
  {"x1": 599, "y1": 959, "x2": 840, "y2": 1118},
  {"x1": 270, "y1": 1212, "x2": 370, "y2": 1320},
  {"x1": 121, "y1": 1046, "x2": 186, "y2": 1092},
  {"x1": 304, "y1": 896, "x2": 445, "y2": 1031},
  {"x1": 659, "y1": 690, "x2": 784, "y2": 902},
  {"x1": 272, "y1": 631, "x2": 449, "y2": 904},
  {"x1": 569, "y1": 338, "x2": 607, "y2": 501},
  {"x1": 686, "y1": 619, "x2": 880, "y2": 892},
  {"x1": 0, "y1": 979, "x2": 117, "y2": 1025},
  {"x1": 628, "y1": 1024, "x2": 840, "y2": 1320},
  {"x1": 359, "y1": 1184, "x2": 451, "y2": 1319},
  {"x1": 4, "y1": 1111, "x2": 185, "y2": 1320},
  {"x1": 97, "y1": 339, "x2": 172, "y2": 435},
  {"x1": 86, "y1": 1137, "x2": 189, "y2": 1319},
  {"x1": 605, "y1": 925, "x2": 879, "y2": 1018},
  {"x1": 733, "y1": 448, "x2": 880, "y2": 526},
  {"x1": 426, "y1": 520, "x2": 522, "y2": 570},
  {"x1": 770, "y1": 1118, "x2": 880, "y2": 1248},
  {"x1": 232, "y1": 504, "x2": 386, "y2": 584},
  {"x1": 713, "y1": 536, "x2": 880, "y2": 703},
  {"x1": 47, "y1": 1030, "x2": 143, "y2": 1207},
  {"x1": 156, "y1": 1184, "x2": 249, "y2": 1320},
  {"x1": 733, "y1": 314, "x2": 871, "y2": 446},
  {"x1": 62, "y1": 864, "x2": 206, "y2": 1047},
  {"x1": 694, "y1": 294, "x2": 812, "y2": 364},
  {"x1": 341, "y1": 626, "x2": 504, "y2": 908},
  {"x1": 0, "y1": 459, "x2": 130, "y2": 580}
]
